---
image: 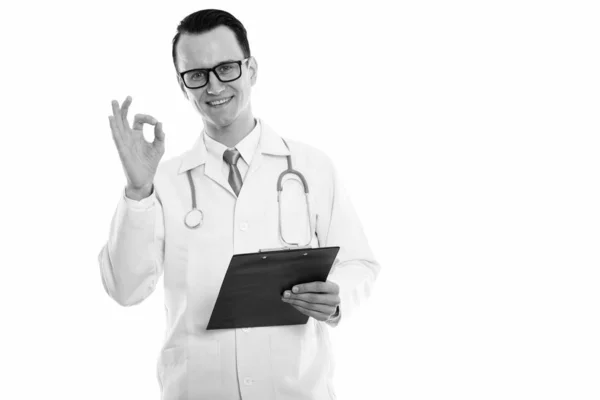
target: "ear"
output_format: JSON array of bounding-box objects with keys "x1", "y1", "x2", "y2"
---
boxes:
[
  {"x1": 176, "y1": 74, "x2": 189, "y2": 100},
  {"x1": 248, "y1": 56, "x2": 258, "y2": 86}
]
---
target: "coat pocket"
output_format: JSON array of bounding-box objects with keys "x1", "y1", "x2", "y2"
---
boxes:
[
  {"x1": 157, "y1": 347, "x2": 187, "y2": 399},
  {"x1": 157, "y1": 341, "x2": 222, "y2": 399}
]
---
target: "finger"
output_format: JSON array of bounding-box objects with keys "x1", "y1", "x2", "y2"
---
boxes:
[
  {"x1": 121, "y1": 96, "x2": 132, "y2": 130},
  {"x1": 327, "y1": 280, "x2": 340, "y2": 295},
  {"x1": 111, "y1": 100, "x2": 125, "y2": 132},
  {"x1": 283, "y1": 297, "x2": 336, "y2": 315},
  {"x1": 108, "y1": 116, "x2": 122, "y2": 144},
  {"x1": 132, "y1": 114, "x2": 158, "y2": 131},
  {"x1": 292, "y1": 281, "x2": 335, "y2": 294},
  {"x1": 285, "y1": 292, "x2": 339, "y2": 307},
  {"x1": 288, "y1": 303, "x2": 329, "y2": 321},
  {"x1": 153, "y1": 121, "x2": 166, "y2": 143}
]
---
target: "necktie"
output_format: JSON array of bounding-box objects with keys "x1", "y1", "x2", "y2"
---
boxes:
[{"x1": 223, "y1": 148, "x2": 243, "y2": 196}]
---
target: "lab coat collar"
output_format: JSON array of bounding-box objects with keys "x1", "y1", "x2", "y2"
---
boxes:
[
  {"x1": 202, "y1": 119, "x2": 261, "y2": 168},
  {"x1": 178, "y1": 118, "x2": 290, "y2": 175}
]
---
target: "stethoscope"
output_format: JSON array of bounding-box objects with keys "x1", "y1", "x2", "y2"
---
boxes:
[{"x1": 183, "y1": 138, "x2": 313, "y2": 248}]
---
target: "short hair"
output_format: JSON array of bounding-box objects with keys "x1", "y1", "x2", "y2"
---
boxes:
[{"x1": 172, "y1": 9, "x2": 251, "y2": 71}]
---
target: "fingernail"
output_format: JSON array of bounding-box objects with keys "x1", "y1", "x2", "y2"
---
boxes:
[
  {"x1": 292, "y1": 287, "x2": 298, "y2": 293},
  {"x1": 284, "y1": 291, "x2": 290, "y2": 298}
]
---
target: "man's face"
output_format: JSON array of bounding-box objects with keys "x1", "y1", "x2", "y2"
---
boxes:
[{"x1": 175, "y1": 26, "x2": 257, "y2": 128}]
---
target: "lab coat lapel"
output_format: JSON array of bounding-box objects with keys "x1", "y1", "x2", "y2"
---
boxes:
[
  {"x1": 243, "y1": 120, "x2": 291, "y2": 182},
  {"x1": 178, "y1": 133, "x2": 235, "y2": 197},
  {"x1": 178, "y1": 120, "x2": 289, "y2": 197},
  {"x1": 204, "y1": 152, "x2": 235, "y2": 196}
]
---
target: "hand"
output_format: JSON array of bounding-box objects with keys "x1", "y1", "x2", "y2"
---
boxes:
[
  {"x1": 108, "y1": 96, "x2": 166, "y2": 192},
  {"x1": 281, "y1": 281, "x2": 340, "y2": 322}
]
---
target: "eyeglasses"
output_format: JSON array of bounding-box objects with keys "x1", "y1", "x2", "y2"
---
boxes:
[{"x1": 179, "y1": 58, "x2": 250, "y2": 89}]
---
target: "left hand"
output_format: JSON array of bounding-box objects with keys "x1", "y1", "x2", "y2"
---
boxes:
[{"x1": 281, "y1": 281, "x2": 340, "y2": 322}]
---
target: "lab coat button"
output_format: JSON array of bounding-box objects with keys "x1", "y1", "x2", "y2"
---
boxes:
[
  {"x1": 243, "y1": 377, "x2": 253, "y2": 385},
  {"x1": 240, "y1": 222, "x2": 248, "y2": 231}
]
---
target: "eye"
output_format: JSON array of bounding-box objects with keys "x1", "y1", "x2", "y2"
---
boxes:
[
  {"x1": 217, "y1": 64, "x2": 234, "y2": 73},
  {"x1": 190, "y1": 71, "x2": 207, "y2": 80}
]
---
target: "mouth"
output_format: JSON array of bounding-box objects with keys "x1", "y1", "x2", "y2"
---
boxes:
[{"x1": 206, "y1": 96, "x2": 233, "y2": 108}]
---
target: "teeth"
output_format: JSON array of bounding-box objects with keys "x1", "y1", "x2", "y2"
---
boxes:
[{"x1": 209, "y1": 97, "x2": 231, "y2": 106}]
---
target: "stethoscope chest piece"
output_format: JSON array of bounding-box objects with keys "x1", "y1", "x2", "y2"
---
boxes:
[{"x1": 184, "y1": 208, "x2": 203, "y2": 229}]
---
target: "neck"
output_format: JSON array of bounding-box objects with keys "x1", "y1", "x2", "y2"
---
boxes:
[{"x1": 204, "y1": 108, "x2": 256, "y2": 148}]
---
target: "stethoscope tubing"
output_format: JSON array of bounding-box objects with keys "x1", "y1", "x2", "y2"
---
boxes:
[{"x1": 183, "y1": 138, "x2": 313, "y2": 247}]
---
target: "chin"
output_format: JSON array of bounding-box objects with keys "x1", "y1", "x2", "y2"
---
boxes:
[{"x1": 205, "y1": 114, "x2": 237, "y2": 128}]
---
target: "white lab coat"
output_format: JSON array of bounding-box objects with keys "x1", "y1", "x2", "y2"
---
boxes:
[{"x1": 98, "y1": 119, "x2": 380, "y2": 400}]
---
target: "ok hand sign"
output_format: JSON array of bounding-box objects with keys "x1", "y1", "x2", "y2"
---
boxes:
[{"x1": 108, "y1": 96, "x2": 166, "y2": 196}]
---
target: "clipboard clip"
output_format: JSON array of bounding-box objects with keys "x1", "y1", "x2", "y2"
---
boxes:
[{"x1": 259, "y1": 245, "x2": 312, "y2": 253}]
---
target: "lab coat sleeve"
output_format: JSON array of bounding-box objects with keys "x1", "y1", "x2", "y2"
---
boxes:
[
  {"x1": 320, "y1": 159, "x2": 381, "y2": 327},
  {"x1": 97, "y1": 184, "x2": 165, "y2": 307}
]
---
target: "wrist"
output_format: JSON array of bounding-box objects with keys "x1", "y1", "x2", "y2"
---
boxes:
[{"x1": 125, "y1": 183, "x2": 153, "y2": 201}]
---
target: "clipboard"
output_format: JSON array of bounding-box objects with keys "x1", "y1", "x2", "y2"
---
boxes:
[{"x1": 206, "y1": 246, "x2": 340, "y2": 330}]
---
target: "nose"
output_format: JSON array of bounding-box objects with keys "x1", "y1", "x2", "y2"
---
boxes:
[{"x1": 206, "y1": 70, "x2": 225, "y2": 95}]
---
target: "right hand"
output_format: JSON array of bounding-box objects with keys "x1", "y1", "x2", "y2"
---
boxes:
[{"x1": 108, "y1": 96, "x2": 166, "y2": 193}]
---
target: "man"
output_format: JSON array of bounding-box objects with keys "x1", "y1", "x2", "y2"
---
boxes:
[{"x1": 99, "y1": 8, "x2": 380, "y2": 400}]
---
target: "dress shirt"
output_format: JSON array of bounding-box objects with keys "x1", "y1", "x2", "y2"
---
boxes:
[{"x1": 203, "y1": 118, "x2": 261, "y2": 182}]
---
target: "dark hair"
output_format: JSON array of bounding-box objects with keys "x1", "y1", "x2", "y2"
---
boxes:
[{"x1": 172, "y1": 9, "x2": 251, "y2": 71}]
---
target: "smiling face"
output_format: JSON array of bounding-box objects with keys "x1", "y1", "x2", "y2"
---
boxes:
[{"x1": 175, "y1": 25, "x2": 257, "y2": 131}]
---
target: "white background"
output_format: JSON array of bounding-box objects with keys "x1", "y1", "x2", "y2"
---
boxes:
[{"x1": 1, "y1": 0, "x2": 599, "y2": 399}]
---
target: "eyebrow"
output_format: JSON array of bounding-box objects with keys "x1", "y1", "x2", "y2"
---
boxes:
[{"x1": 187, "y1": 59, "x2": 239, "y2": 71}]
